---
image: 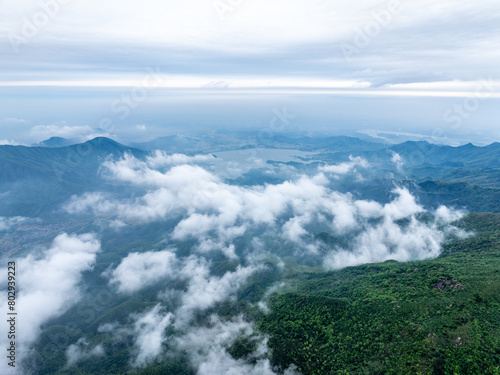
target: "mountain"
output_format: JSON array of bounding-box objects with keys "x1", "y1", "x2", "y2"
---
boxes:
[
  {"x1": 2, "y1": 134, "x2": 499, "y2": 375},
  {"x1": 260, "y1": 213, "x2": 500, "y2": 375},
  {"x1": 416, "y1": 181, "x2": 500, "y2": 213},
  {"x1": 388, "y1": 141, "x2": 500, "y2": 168},
  {"x1": 32, "y1": 136, "x2": 80, "y2": 148},
  {"x1": 129, "y1": 134, "x2": 388, "y2": 154},
  {"x1": 311, "y1": 140, "x2": 500, "y2": 188},
  {"x1": 314, "y1": 140, "x2": 500, "y2": 167},
  {"x1": 0, "y1": 137, "x2": 146, "y2": 216},
  {"x1": 2, "y1": 136, "x2": 499, "y2": 217}
]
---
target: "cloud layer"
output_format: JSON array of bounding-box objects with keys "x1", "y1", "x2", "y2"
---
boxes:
[
  {"x1": 66, "y1": 153, "x2": 465, "y2": 269},
  {"x1": 1, "y1": 233, "x2": 101, "y2": 374},
  {"x1": 5, "y1": 151, "x2": 468, "y2": 374}
]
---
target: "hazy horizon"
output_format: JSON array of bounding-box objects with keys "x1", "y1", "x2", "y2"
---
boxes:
[{"x1": 1, "y1": 0, "x2": 499, "y2": 146}]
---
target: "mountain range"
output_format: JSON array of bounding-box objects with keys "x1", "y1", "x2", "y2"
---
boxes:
[{"x1": 1, "y1": 135, "x2": 499, "y2": 217}]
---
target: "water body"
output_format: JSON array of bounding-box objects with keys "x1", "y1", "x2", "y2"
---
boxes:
[{"x1": 208, "y1": 148, "x2": 319, "y2": 179}]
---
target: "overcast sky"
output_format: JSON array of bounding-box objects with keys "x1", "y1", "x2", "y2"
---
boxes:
[{"x1": 0, "y1": 0, "x2": 499, "y2": 144}]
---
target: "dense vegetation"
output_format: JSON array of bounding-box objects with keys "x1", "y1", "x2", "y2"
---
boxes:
[
  {"x1": 3, "y1": 137, "x2": 499, "y2": 374},
  {"x1": 259, "y1": 213, "x2": 500, "y2": 374},
  {"x1": 28, "y1": 215, "x2": 500, "y2": 375},
  {"x1": 417, "y1": 181, "x2": 500, "y2": 213}
]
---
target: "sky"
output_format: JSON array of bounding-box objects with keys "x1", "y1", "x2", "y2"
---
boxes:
[{"x1": 0, "y1": 0, "x2": 499, "y2": 145}]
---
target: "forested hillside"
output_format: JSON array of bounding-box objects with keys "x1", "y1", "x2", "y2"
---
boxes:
[{"x1": 259, "y1": 213, "x2": 500, "y2": 375}]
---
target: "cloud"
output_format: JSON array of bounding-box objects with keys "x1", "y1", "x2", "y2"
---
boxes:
[
  {"x1": 81, "y1": 132, "x2": 113, "y2": 141},
  {"x1": 65, "y1": 338, "x2": 105, "y2": 368},
  {"x1": 66, "y1": 154, "x2": 465, "y2": 268},
  {"x1": 3, "y1": 0, "x2": 497, "y2": 99},
  {"x1": 0, "y1": 139, "x2": 22, "y2": 146},
  {"x1": 0, "y1": 216, "x2": 29, "y2": 231},
  {"x1": 382, "y1": 187, "x2": 424, "y2": 220},
  {"x1": 107, "y1": 249, "x2": 260, "y2": 324},
  {"x1": 98, "y1": 310, "x2": 298, "y2": 374},
  {"x1": 323, "y1": 189, "x2": 466, "y2": 269},
  {"x1": 107, "y1": 250, "x2": 178, "y2": 294},
  {"x1": 435, "y1": 205, "x2": 465, "y2": 223},
  {"x1": 174, "y1": 315, "x2": 299, "y2": 375},
  {"x1": 66, "y1": 158, "x2": 334, "y2": 254},
  {"x1": 176, "y1": 257, "x2": 259, "y2": 325},
  {"x1": 130, "y1": 305, "x2": 173, "y2": 367},
  {"x1": 2, "y1": 118, "x2": 28, "y2": 124},
  {"x1": 324, "y1": 217, "x2": 441, "y2": 269},
  {"x1": 391, "y1": 152, "x2": 404, "y2": 170},
  {"x1": 65, "y1": 193, "x2": 109, "y2": 215},
  {"x1": 99, "y1": 250, "x2": 264, "y2": 371},
  {"x1": 319, "y1": 156, "x2": 369, "y2": 175},
  {"x1": 0, "y1": 233, "x2": 100, "y2": 373},
  {"x1": 58, "y1": 152, "x2": 470, "y2": 373},
  {"x1": 29, "y1": 124, "x2": 94, "y2": 140},
  {"x1": 97, "y1": 304, "x2": 173, "y2": 368},
  {"x1": 282, "y1": 214, "x2": 310, "y2": 243},
  {"x1": 145, "y1": 150, "x2": 215, "y2": 168}
]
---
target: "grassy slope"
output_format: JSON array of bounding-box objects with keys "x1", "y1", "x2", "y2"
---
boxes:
[{"x1": 259, "y1": 213, "x2": 500, "y2": 375}]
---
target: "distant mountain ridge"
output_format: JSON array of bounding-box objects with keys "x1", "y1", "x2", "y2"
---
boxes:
[
  {"x1": 32, "y1": 136, "x2": 80, "y2": 148},
  {"x1": 0, "y1": 137, "x2": 146, "y2": 216},
  {"x1": 129, "y1": 135, "x2": 203, "y2": 153},
  {"x1": 1, "y1": 135, "x2": 499, "y2": 216}
]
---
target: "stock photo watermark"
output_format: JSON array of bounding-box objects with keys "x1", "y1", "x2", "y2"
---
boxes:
[
  {"x1": 7, "y1": 0, "x2": 73, "y2": 54},
  {"x1": 99, "y1": 66, "x2": 166, "y2": 133},
  {"x1": 6, "y1": 261, "x2": 17, "y2": 369},
  {"x1": 239, "y1": 106, "x2": 297, "y2": 159},
  {"x1": 340, "y1": 0, "x2": 403, "y2": 61},
  {"x1": 213, "y1": 0, "x2": 244, "y2": 21},
  {"x1": 442, "y1": 77, "x2": 496, "y2": 130},
  {"x1": 192, "y1": 106, "x2": 297, "y2": 207},
  {"x1": 201, "y1": 80, "x2": 231, "y2": 89}
]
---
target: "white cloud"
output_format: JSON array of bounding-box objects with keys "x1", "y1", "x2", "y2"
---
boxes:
[
  {"x1": 435, "y1": 205, "x2": 465, "y2": 223},
  {"x1": 58, "y1": 152, "x2": 470, "y2": 373},
  {"x1": 0, "y1": 233, "x2": 101, "y2": 373},
  {"x1": 29, "y1": 124, "x2": 93, "y2": 140},
  {"x1": 324, "y1": 217, "x2": 442, "y2": 269},
  {"x1": 107, "y1": 250, "x2": 259, "y2": 326},
  {"x1": 174, "y1": 315, "x2": 299, "y2": 375},
  {"x1": 176, "y1": 257, "x2": 259, "y2": 325},
  {"x1": 354, "y1": 200, "x2": 384, "y2": 219},
  {"x1": 65, "y1": 192, "x2": 112, "y2": 215},
  {"x1": 108, "y1": 250, "x2": 178, "y2": 294},
  {"x1": 81, "y1": 132, "x2": 113, "y2": 141},
  {"x1": 0, "y1": 139, "x2": 22, "y2": 146},
  {"x1": 2, "y1": 0, "x2": 498, "y2": 58},
  {"x1": 97, "y1": 305, "x2": 174, "y2": 368},
  {"x1": 282, "y1": 214, "x2": 310, "y2": 243},
  {"x1": 109, "y1": 219, "x2": 127, "y2": 230},
  {"x1": 383, "y1": 187, "x2": 423, "y2": 220},
  {"x1": 323, "y1": 189, "x2": 466, "y2": 269},
  {"x1": 391, "y1": 152, "x2": 404, "y2": 170},
  {"x1": 319, "y1": 156, "x2": 369, "y2": 175},
  {"x1": 66, "y1": 158, "x2": 336, "y2": 254},
  {"x1": 65, "y1": 338, "x2": 105, "y2": 368},
  {"x1": 67, "y1": 155, "x2": 464, "y2": 269},
  {"x1": 3, "y1": 117, "x2": 28, "y2": 124},
  {"x1": 0, "y1": 216, "x2": 29, "y2": 231},
  {"x1": 145, "y1": 150, "x2": 215, "y2": 168},
  {"x1": 130, "y1": 304, "x2": 173, "y2": 367}
]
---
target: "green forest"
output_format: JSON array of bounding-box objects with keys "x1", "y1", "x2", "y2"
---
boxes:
[{"x1": 259, "y1": 213, "x2": 500, "y2": 374}]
